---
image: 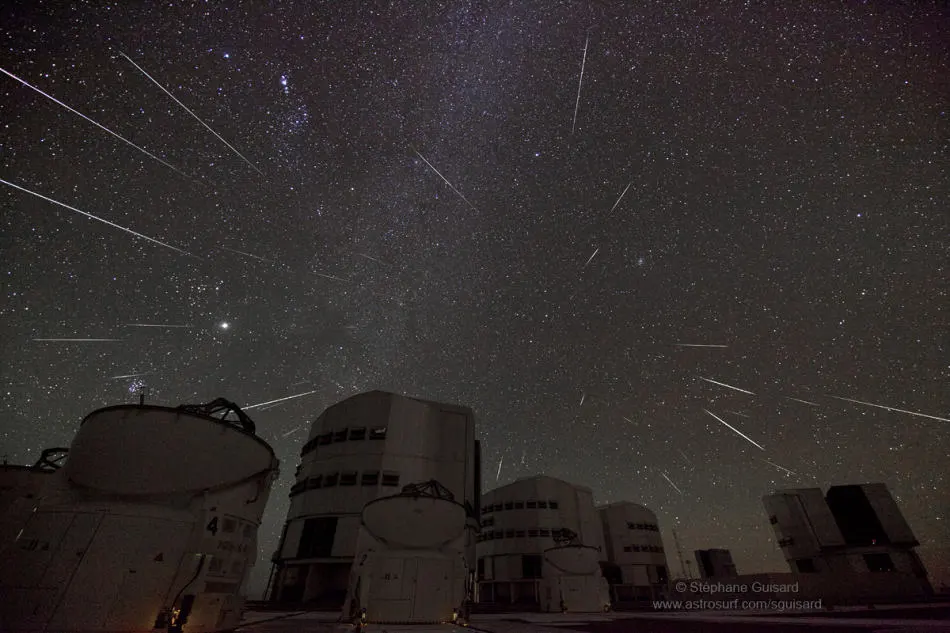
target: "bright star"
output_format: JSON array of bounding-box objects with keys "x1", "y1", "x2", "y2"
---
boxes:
[{"x1": 220, "y1": 322, "x2": 230, "y2": 330}]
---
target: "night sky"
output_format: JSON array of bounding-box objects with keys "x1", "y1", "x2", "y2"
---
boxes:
[{"x1": 2, "y1": 1, "x2": 947, "y2": 595}]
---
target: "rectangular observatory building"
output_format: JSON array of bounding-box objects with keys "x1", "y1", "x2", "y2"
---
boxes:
[{"x1": 269, "y1": 391, "x2": 481, "y2": 607}]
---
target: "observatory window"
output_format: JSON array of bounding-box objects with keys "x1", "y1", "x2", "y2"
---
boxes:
[
  {"x1": 537, "y1": 501, "x2": 548, "y2": 509},
  {"x1": 381, "y1": 472, "x2": 400, "y2": 487},
  {"x1": 333, "y1": 429, "x2": 348, "y2": 442},
  {"x1": 481, "y1": 517, "x2": 494, "y2": 527},
  {"x1": 477, "y1": 558, "x2": 485, "y2": 580},
  {"x1": 528, "y1": 529, "x2": 539, "y2": 538},
  {"x1": 514, "y1": 502, "x2": 524, "y2": 509},
  {"x1": 231, "y1": 559, "x2": 244, "y2": 575},
  {"x1": 492, "y1": 503, "x2": 502, "y2": 512},
  {"x1": 777, "y1": 537, "x2": 794, "y2": 547},
  {"x1": 504, "y1": 501, "x2": 514, "y2": 510},
  {"x1": 370, "y1": 426, "x2": 388, "y2": 440},
  {"x1": 515, "y1": 530, "x2": 526, "y2": 538},
  {"x1": 243, "y1": 524, "x2": 253, "y2": 538},
  {"x1": 361, "y1": 471, "x2": 379, "y2": 486},
  {"x1": 317, "y1": 433, "x2": 332, "y2": 445},
  {"x1": 623, "y1": 546, "x2": 632, "y2": 552},
  {"x1": 324, "y1": 472, "x2": 339, "y2": 487},
  {"x1": 769, "y1": 515, "x2": 778, "y2": 524},
  {"x1": 505, "y1": 529, "x2": 515, "y2": 538},
  {"x1": 339, "y1": 471, "x2": 358, "y2": 486},
  {"x1": 548, "y1": 500, "x2": 559, "y2": 509},
  {"x1": 526, "y1": 500, "x2": 537, "y2": 509},
  {"x1": 493, "y1": 531, "x2": 503, "y2": 539},
  {"x1": 223, "y1": 518, "x2": 237, "y2": 533},
  {"x1": 539, "y1": 529, "x2": 550, "y2": 537},
  {"x1": 522, "y1": 554, "x2": 543, "y2": 579},
  {"x1": 298, "y1": 517, "x2": 338, "y2": 558},
  {"x1": 208, "y1": 557, "x2": 224, "y2": 573},
  {"x1": 308, "y1": 475, "x2": 323, "y2": 489},
  {"x1": 349, "y1": 427, "x2": 366, "y2": 440}
]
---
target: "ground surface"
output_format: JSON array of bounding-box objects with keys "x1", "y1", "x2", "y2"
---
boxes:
[{"x1": 235, "y1": 604, "x2": 950, "y2": 632}]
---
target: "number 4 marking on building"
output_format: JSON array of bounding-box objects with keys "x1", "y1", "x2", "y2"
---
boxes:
[{"x1": 207, "y1": 517, "x2": 219, "y2": 535}]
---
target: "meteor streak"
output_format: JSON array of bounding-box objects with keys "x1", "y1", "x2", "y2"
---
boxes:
[
  {"x1": 1, "y1": 67, "x2": 190, "y2": 178},
  {"x1": 607, "y1": 182, "x2": 631, "y2": 215},
  {"x1": 110, "y1": 372, "x2": 151, "y2": 380},
  {"x1": 571, "y1": 34, "x2": 589, "y2": 133},
  {"x1": 243, "y1": 389, "x2": 319, "y2": 410},
  {"x1": 660, "y1": 472, "x2": 683, "y2": 494},
  {"x1": 496, "y1": 455, "x2": 504, "y2": 482},
  {"x1": 787, "y1": 397, "x2": 820, "y2": 407},
  {"x1": 33, "y1": 338, "x2": 121, "y2": 342},
  {"x1": 1, "y1": 178, "x2": 192, "y2": 255},
  {"x1": 316, "y1": 272, "x2": 348, "y2": 283},
  {"x1": 584, "y1": 248, "x2": 600, "y2": 266},
  {"x1": 676, "y1": 344, "x2": 728, "y2": 348},
  {"x1": 831, "y1": 396, "x2": 950, "y2": 424},
  {"x1": 760, "y1": 458, "x2": 798, "y2": 477},
  {"x1": 412, "y1": 148, "x2": 476, "y2": 210},
  {"x1": 699, "y1": 377, "x2": 755, "y2": 396},
  {"x1": 282, "y1": 426, "x2": 303, "y2": 438},
  {"x1": 358, "y1": 253, "x2": 386, "y2": 265},
  {"x1": 703, "y1": 408, "x2": 765, "y2": 451},
  {"x1": 579, "y1": 392, "x2": 587, "y2": 406},
  {"x1": 118, "y1": 51, "x2": 263, "y2": 176},
  {"x1": 221, "y1": 246, "x2": 273, "y2": 263},
  {"x1": 124, "y1": 323, "x2": 194, "y2": 328}
]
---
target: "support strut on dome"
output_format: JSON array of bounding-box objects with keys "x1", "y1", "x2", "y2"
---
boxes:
[
  {"x1": 398, "y1": 479, "x2": 456, "y2": 501},
  {"x1": 33, "y1": 447, "x2": 69, "y2": 471},
  {"x1": 176, "y1": 398, "x2": 256, "y2": 434}
]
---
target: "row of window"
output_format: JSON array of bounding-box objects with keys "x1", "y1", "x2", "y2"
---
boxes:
[
  {"x1": 626, "y1": 522, "x2": 660, "y2": 532},
  {"x1": 481, "y1": 500, "x2": 560, "y2": 514},
  {"x1": 777, "y1": 537, "x2": 795, "y2": 547},
  {"x1": 300, "y1": 426, "x2": 389, "y2": 457},
  {"x1": 477, "y1": 527, "x2": 574, "y2": 542},
  {"x1": 622, "y1": 545, "x2": 665, "y2": 554},
  {"x1": 289, "y1": 470, "x2": 401, "y2": 496}
]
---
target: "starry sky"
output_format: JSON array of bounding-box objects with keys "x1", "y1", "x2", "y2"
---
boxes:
[{"x1": 2, "y1": 1, "x2": 948, "y2": 595}]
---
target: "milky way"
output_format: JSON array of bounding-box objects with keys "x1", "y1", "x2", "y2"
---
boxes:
[{"x1": 1, "y1": 2, "x2": 947, "y2": 594}]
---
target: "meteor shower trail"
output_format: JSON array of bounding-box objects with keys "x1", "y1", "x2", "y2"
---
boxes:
[
  {"x1": 33, "y1": 338, "x2": 121, "y2": 342},
  {"x1": 1, "y1": 67, "x2": 191, "y2": 179},
  {"x1": 124, "y1": 323, "x2": 194, "y2": 328},
  {"x1": 1, "y1": 178, "x2": 192, "y2": 255},
  {"x1": 703, "y1": 408, "x2": 765, "y2": 451},
  {"x1": 571, "y1": 34, "x2": 589, "y2": 133},
  {"x1": 676, "y1": 344, "x2": 728, "y2": 348},
  {"x1": 118, "y1": 52, "x2": 263, "y2": 176},
  {"x1": 661, "y1": 472, "x2": 683, "y2": 494},
  {"x1": 831, "y1": 396, "x2": 950, "y2": 423},
  {"x1": 608, "y1": 182, "x2": 631, "y2": 215},
  {"x1": 243, "y1": 389, "x2": 319, "y2": 410},
  {"x1": 412, "y1": 148, "x2": 476, "y2": 210},
  {"x1": 699, "y1": 377, "x2": 755, "y2": 396}
]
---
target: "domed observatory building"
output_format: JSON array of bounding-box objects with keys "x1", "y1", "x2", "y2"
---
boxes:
[
  {"x1": 268, "y1": 391, "x2": 481, "y2": 609},
  {"x1": 0, "y1": 399, "x2": 279, "y2": 633},
  {"x1": 476, "y1": 475, "x2": 610, "y2": 612},
  {"x1": 597, "y1": 502, "x2": 670, "y2": 604}
]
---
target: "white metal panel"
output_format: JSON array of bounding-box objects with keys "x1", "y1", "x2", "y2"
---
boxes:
[
  {"x1": 67, "y1": 408, "x2": 274, "y2": 496},
  {"x1": 101, "y1": 517, "x2": 192, "y2": 629},
  {"x1": 46, "y1": 514, "x2": 172, "y2": 629}
]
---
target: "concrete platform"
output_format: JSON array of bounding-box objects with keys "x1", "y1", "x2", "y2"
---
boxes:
[{"x1": 234, "y1": 604, "x2": 950, "y2": 633}]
